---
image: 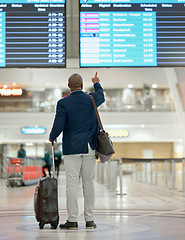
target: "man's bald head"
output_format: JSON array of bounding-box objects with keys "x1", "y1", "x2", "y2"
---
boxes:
[{"x1": 68, "y1": 74, "x2": 83, "y2": 91}]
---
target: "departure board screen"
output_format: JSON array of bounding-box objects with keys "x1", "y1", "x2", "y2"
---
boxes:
[
  {"x1": 0, "y1": 0, "x2": 66, "y2": 68},
  {"x1": 79, "y1": 0, "x2": 185, "y2": 67}
]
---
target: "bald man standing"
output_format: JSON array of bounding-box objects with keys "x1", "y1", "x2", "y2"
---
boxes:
[{"x1": 49, "y1": 72, "x2": 105, "y2": 230}]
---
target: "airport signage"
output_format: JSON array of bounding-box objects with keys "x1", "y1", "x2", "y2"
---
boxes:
[
  {"x1": 0, "y1": 88, "x2": 23, "y2": 96},
  {"x1": 21, "y1": 127, "x2": 46, "y2": 135}
]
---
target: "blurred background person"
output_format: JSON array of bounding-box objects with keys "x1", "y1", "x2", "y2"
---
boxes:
[
  {"x1": 17, "y1": 144, "x2": 26, "y2": 158},
  {"x1": 54, "y1": 145, "x2": 62, "y2": 178},
  {"x1": 42, "y1": 149, "x2": 52, "y2": 177}
]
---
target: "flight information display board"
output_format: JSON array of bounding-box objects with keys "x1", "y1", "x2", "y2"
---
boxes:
[
  {"x1": 0, "y1": 0, "x2": 66, "y2": 68},
  {"x1": 79, "y1": 0, "x2": 185, "y2": 67}
]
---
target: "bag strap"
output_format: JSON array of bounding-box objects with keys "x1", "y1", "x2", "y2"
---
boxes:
[{"x1": 89, "y1": 94, "x2": 103, "y2": 131}]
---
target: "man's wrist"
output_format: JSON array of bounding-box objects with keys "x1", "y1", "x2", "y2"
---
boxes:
[{"x1": 93, "y1": 82, "x2": 99, "y2": 85}]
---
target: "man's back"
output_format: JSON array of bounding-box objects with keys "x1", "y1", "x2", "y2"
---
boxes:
[{"x1": 50, "y1": 82, "x2": 105, "y2": 155}]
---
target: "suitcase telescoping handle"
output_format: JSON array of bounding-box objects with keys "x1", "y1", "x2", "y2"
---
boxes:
[{"x1": 51, "y1": 141, "x2": 56, "y2": 178}]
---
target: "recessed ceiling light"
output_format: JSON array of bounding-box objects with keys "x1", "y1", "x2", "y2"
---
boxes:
[
  {"x1": 128, "y1": 84, "x2": 133, "y2": 88},
  {"x1": 152, "y1": 84, "x2": 157, "y2": 89}
]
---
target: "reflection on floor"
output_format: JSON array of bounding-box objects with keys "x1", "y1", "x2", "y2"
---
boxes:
[{"x1": 1, "y1": 171, "x2": 185, "y2": 240}]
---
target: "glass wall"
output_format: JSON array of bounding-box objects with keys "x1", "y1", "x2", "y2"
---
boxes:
[
  {"x1": 0, "y1": 86, "x2": 174, "y2": 112},
  {"x1": 100, "y1": 86, "x2": 174, "y2": 112}
]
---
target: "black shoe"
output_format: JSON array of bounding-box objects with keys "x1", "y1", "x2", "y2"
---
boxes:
[
  {"x1": 59, "y1": 221, "x2": 78, "y2": 230},
  {"x1": 86, "y1": 221, "x2": 97, "y2": 229}
]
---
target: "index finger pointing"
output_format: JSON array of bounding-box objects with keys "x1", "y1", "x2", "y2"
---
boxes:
[{"x1": 95, "y1": 72, "x2": 98, "y2": 78}]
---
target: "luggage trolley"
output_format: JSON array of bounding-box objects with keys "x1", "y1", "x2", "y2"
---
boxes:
[{"x1": 7, "y1": 158, "x2": 24, "y2": 187}]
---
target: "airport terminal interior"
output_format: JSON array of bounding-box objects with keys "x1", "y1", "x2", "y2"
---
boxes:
[{"x1": 1, "y1": 0, "x2": 185, "y2": 239}]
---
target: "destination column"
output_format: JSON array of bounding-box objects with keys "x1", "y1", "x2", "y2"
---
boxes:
[{"x1": 111, "y1": 11, "x2": 157, "y2": 66}]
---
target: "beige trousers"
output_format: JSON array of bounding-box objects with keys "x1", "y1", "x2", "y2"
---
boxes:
[{"x1": 64, "y1": 147, "x2": 96, "y2": 222}]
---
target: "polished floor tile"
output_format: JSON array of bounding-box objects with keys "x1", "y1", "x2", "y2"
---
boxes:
[{"x1": 1, "y1": 170, "x2": 185, "y2": 240}]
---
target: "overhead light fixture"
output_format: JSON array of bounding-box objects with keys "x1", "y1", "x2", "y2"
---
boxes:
[
  {"x1": 26, "y1": 143, "x2": 34, "y2": 146},
  {"x1": 152, "y1": 84, "x2": 157, "y2": 89},
  {"x1": 128, "y1": 84, "x2": 133, "y2": 89},
  {"x1": 108, "y1": 130, "x2": 129, "y2": 138},
  {"x1": 3, "y1": 85, "x2": 7, "y2": 89}
]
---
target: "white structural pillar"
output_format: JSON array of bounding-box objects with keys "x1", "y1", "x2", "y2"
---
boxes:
[{"x1": 165, "y1": 68, "x2": 185, "y2": 157}]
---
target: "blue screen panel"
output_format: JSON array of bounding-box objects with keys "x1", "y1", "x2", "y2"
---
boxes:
[
  {"x1": 80, "y1": 0, "x2": 185, "y2": 67},
  {"x1": 0, "y1": 1, "x2": 66, "y2": 68}
]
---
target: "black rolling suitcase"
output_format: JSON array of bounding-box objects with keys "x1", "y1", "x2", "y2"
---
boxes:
[{"x1": 34, "y1": 142, "x2": 59, "y2": 229}]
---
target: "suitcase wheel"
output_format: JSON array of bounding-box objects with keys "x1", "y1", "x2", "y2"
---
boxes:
[
  {"x1": 39, "y1": 221, "x2": 45, "y2": 229},
  {"x1": 10, "y1": 181, "x2": 17, "y2": 187},
  {"x1": 51, "y1": 222, "x2": 58, "y2": 229}
]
